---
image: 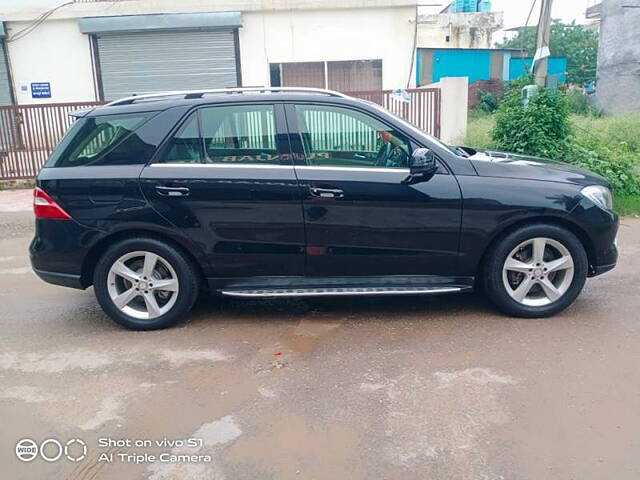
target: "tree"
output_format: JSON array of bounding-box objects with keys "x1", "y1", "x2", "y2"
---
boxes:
[{"x1": 496, "y1": 21, "x2": 598, "y2": 87}]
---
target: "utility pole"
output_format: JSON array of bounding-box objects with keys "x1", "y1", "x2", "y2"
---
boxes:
[{"x1": 533, "y1": 0, "x2": 553, "y2": 87}]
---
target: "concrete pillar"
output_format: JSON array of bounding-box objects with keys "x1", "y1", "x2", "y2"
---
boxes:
[{"x1": 424, "y1": 76, "x2": 468, "y2": 144}]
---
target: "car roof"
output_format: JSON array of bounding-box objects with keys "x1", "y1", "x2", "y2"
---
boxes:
[{"x1": 76, "y1": 88, "x2": 366, "y2": 117}]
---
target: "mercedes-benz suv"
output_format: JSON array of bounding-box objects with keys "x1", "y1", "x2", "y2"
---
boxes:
[{"x1": 30, "y1": 87, "x2": 618, "y2": 330}]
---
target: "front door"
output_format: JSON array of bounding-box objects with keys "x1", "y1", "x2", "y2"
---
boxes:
[
  {"x1": 287, "y1": 103, "x2": 462, "y2": 277},
  {"x1": 140, "y1": 103, "x2": 305, "y2": 279}
]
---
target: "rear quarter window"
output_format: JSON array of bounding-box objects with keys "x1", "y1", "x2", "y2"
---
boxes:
[{"x1": 49, "y1": 113, "x2": 152, "y2": 167}]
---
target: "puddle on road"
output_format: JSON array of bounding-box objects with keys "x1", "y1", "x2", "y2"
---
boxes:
[
  {"x1": 285, "y1": 334, "x2": 316, "y2": 353},
  {"x1": 283, "y1": 319, "x2": 342, "y2": 354}
]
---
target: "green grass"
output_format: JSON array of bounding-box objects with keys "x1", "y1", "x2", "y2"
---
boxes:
[
  {"x1": 572, "y1": 113, "x2": 640, "y2": 152},
  {"x1": 464, "y1": 112, "x2": 640, "y2": 153},
  {"x1": 614, "y1": 195, "x2": 640, "y2": 216},
  {"x1": 460, "y1": 112, "x2": 496, "y2": 149}
]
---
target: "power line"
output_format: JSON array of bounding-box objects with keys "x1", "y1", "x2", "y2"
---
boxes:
[
  {"x1": 6, "y1": 1, "x2": 75, "y2": 43},
  {"x1": 517, "y1": 0, "x2": 538, "y2": 76},
  {"x1": 524, "y1": 0, "x2": 539, "y2": 32},
  {"x1": 407, "y1": 5, "x2": 419, "y2": 88}
]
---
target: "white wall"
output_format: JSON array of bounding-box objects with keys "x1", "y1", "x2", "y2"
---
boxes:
[
  {"x1": 6, "y1": 18, "x2": 96, "y2": 104},
  {"x1": 0, "y1": 1, "x2": 417, "y2": 21},
  {"x1": 417, "y1": 12, "x2": 503, "y2": 49},
  {"x1": 239, "y1": 7, "x2": 417, "y2": 90},
  {"x1": 3, "y1": 5, "x2": 418, "y2": 105}
]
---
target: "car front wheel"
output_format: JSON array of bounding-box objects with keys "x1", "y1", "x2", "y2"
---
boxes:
[
  {"x1": 93, "y1": 237, "x2": 199, "y2": 330},
  {"x1": 483, "y1": 224, "x2": 588, "y2": 318}
]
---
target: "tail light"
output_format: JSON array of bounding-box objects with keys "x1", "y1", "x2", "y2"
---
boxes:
[{"x1": 33, "y1": 187, "x2": 71, "y2": 220}]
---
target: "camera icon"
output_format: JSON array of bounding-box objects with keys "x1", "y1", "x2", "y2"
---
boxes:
[{"x1": 15, "y1": 438, "x2": 87, "y2": 463}]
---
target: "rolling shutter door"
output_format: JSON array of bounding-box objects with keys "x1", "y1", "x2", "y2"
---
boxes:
[
  {"x1": 0, "y1": 42, "x2": 13, "y2": 105},
  {"x1": 96, "y1": 29, "x2": 238, "y2": 100}
]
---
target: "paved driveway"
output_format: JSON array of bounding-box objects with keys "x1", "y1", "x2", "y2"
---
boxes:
[{"x1": 1, "y1": 189, "x2": 639, "y2": 479}]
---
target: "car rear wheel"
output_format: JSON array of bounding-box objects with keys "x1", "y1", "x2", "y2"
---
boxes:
[
  {"x1": 483, "y1": 224, "x2": 588, "y2": 318},
  {"x1": 94, "y1": 237, "x2": 199, "y2": 330}
]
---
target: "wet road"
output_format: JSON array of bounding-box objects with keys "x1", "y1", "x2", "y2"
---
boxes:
[{"x1": 1, "y1": 192, "x2": 639, "y2": 479}]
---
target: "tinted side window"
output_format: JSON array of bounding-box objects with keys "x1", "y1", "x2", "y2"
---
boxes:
[
  {"x1": 200, "y1": 105, "x2": 279, "y2": 165},
  {"x1": 295, "y1": 104, "x2": 411, "y2": 169},
  {"x1": 56, "y1": 113, "x2": 151, "y2": 167},
  {"x1": 157, "y1": 113, "x2": 203, "y2": 164}
]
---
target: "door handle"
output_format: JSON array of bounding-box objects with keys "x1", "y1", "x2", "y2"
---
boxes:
[
  {"x1": 155, "y1": 186, "x2": 190, "y2": 197},
  {"x1": 309, "y1": 187, "x2": 344, "y2": 199}
]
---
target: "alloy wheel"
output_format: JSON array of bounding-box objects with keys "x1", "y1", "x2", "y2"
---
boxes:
[
  {"x1": 502, "y1": 237, "x2": 575, "y2": 307},
  {"x1": 107, "y1": 251, "x2": 179, "y2": 320}
]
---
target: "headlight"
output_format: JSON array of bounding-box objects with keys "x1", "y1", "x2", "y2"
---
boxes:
[{"x1": 581, "y1": 185, "x2": 613, "y2": 211}]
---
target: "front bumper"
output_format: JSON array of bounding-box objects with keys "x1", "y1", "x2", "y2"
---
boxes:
[
  {"x1": 568, "y1": 198, "x2": 618, "y2": 277},
  {"x1": 588, "y1": 238, "x2": 618, "y2": 277}
]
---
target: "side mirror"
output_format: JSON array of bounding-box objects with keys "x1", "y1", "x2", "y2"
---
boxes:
[{"x1": 408, "y1": 148, "x2": 438, "y2": 179}]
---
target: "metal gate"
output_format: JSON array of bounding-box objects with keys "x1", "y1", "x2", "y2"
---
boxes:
[
  {"x1": 349, "y1": 88, "x2": 442, "y2": 139},
  {"x1": 0, "y1": 89, "x2": 441, "y2": 180},
  {"x1": 0, "y1": 102, "x2": 104, "y2": 179},
  {"x1": 95, "y1": 30, "x2": 239, "y2": 100}
]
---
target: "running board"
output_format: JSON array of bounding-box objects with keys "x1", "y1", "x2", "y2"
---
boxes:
[{"x1": 220, "y1": 286, "x2": 468, "y2": 298}]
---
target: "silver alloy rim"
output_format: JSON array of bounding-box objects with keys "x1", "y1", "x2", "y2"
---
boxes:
[
  {"x1": 502, "y1": 237, "x2": 574, "y2": 307},
  {"x1": 107, "y1": 251, "x2": 179, "y2": 320}
]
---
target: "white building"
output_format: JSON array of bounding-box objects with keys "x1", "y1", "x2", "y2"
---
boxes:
[
  {"x1": 0, "y1": 0, "x2": 419, "y2": 105},
  {"x1": 417, "y1": 11, "x2": 502, "y2": 50}
]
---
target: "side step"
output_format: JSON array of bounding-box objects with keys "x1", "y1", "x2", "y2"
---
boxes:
[{"x1": 220, "y1": 286, "x2": 468, "y2": 298}]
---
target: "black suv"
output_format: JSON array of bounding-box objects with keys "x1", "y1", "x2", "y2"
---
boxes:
[{"x1": 30, "y1": 87, "x2": 618, "y2": 330}]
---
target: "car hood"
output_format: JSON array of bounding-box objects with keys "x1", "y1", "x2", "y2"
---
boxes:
[{"x1": 467, "y1": 149, "x2": 609, "y2": 187}]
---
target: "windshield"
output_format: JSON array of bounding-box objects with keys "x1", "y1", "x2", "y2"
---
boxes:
[{"x1": 367, "y1": 102, "x2": 460, "y2": 156}]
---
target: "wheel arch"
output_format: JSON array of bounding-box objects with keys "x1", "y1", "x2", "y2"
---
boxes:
[
  {"x1": 478, "y1": 215, "x2": 597, "y2": 278},
  {"x1": 80, "y1": 229, "x2": 208, "y2": 289}
]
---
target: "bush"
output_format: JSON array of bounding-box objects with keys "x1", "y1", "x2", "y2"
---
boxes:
[
  {"x1": 492, "y1": 87, "x2": 571, "y2": 159},
  {"x1": 474, "y1": 89, "x2": 500, "y2": 114},
  {"x1": 485, "y1": 85, "x2": 640, "y2": 197},
  {"x1": 564, "y1": 138, "x2": 640, "y2": 196},
  {"x1": 568, "y1": 113, "x2": 640, "y2": 196},
  {"x1": 564, "y1": 88, "x2": 602, "y2": 117}
]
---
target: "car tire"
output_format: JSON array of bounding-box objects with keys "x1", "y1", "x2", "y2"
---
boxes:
[
  {"x1": 93, "y1": 237, "x2": 199, "y2": 330},
  {"x1": 483, "y1": 223, "x2": 588, "y2": 318}
]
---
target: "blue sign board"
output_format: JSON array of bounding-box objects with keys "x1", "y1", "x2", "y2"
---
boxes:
[{"x1": 31, "y1": 82, "x2": 51, "y2": 99}]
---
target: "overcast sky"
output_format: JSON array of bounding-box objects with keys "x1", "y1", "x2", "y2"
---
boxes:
[{"x1": 492, "y1": 0, "x2": 594, "y2": 42}]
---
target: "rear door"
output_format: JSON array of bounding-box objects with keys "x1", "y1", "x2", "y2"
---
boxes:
[
  {"x1": 286, "y1": 102, "x2": 462, "y2": 277},
  {"x1": 139, "y1": 102, "x2": 305, "y2": 279}
]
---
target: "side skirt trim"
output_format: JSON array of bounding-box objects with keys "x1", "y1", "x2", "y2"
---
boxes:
[{"x1": 221, "y1": 286, "x2": 469, "y2": 298}]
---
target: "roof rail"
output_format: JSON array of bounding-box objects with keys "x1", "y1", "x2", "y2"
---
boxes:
[{"x1": 106, "y1": 87, "x2": 349, "y2": 106}]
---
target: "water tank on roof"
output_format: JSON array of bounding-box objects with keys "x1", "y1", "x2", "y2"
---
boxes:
[{"x1": 452, "y1": 0, "x2": 491, "y2": 12}]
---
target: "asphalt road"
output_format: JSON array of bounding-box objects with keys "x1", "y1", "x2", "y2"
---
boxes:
[{"x1": 1, "y1": 189, "x2": 639, "y2": 479}]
